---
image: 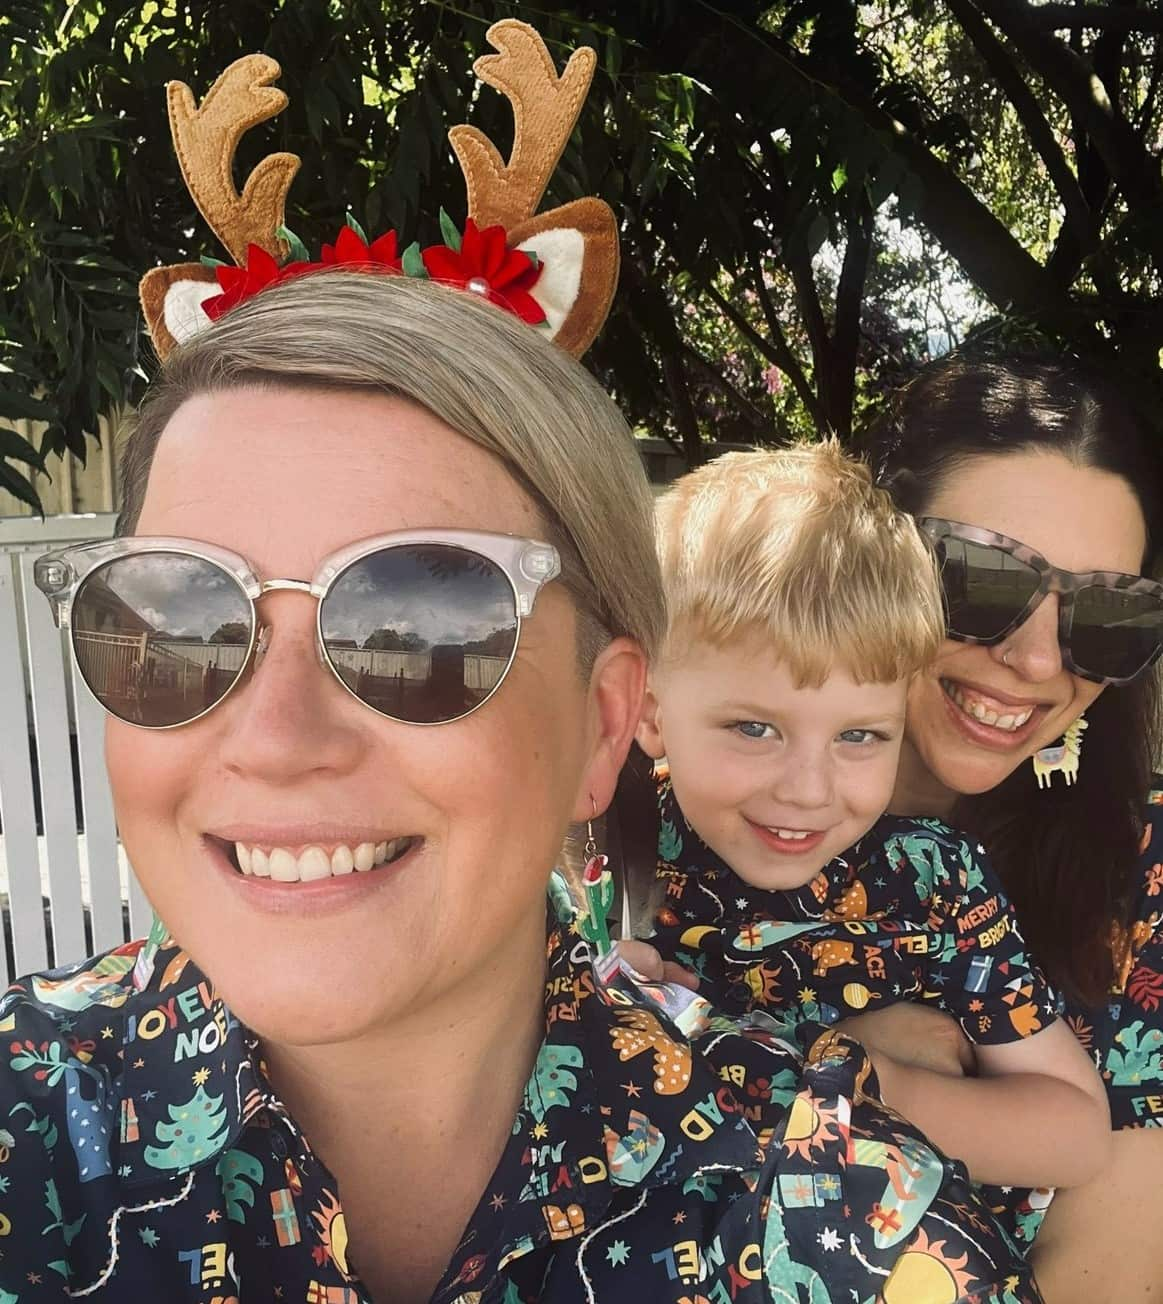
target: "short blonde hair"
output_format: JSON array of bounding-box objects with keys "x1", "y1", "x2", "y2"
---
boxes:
[
  {"x1": 119, "y1": 272, "x2": 664, "y2": 665},
  {"x1": 655, "y1": 440, "x2": 943, "y2": 684}
]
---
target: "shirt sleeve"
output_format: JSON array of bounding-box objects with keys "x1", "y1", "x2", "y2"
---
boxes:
[
  {"x1": 1083, "y1": 782, "x2": 1163, "y2": 1128},
  {"x1": 0, "y1": 997, "x2": 72, "y2": 1295},
  {"x1": 923, "y1": 830, "x2": 1060, "y2": 1046}
]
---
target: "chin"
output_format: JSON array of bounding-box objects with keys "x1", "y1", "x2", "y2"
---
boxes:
[{"x1": 925, "y1": 738, "x2": 1026, "y2": 797}]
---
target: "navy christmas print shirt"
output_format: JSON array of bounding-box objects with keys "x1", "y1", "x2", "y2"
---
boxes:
[{"x1": 0, "y1": 889, "x2": 1039, "y2": 1302}]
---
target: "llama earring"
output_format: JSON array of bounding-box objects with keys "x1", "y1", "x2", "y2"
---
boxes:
[{"x1": 1032, "y1": 715, "x2": 1088, "y2": 789}]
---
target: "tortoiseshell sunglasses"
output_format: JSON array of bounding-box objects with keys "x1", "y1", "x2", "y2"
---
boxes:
[{"x1": 918, "y1": 518, "x2": 1163, "y2": 686}]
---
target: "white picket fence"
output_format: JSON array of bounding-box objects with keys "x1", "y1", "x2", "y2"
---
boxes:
[{"x1": 0, "y1": 512, "x2": 151, "y2": 984}]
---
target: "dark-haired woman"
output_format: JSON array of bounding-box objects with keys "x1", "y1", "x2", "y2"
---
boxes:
[{"x1": 865, "y1": 352, "x2": 1163, "y2": 1299}]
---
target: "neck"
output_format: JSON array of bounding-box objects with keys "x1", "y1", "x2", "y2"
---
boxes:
[
  {"x1": 889, "y1": 737, "x2": 959, "y2": 820},
  {"x1": 260, "y1": 905, "x2": 547, "y2": 1296}
]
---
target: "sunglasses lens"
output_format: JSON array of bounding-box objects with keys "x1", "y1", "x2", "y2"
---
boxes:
[
  {"x1": 320, "y1": 545, "x2": 519, "y2": 724},
  {"x1": 72, "y1": 554, "x2": 251, "y2": 727},
  {"x1": 935, "y1": 535, "x2": 1042, "y2": 641},
  {"x1": 1070, "y1": 584, "x2": 1163, "y2": 681}
]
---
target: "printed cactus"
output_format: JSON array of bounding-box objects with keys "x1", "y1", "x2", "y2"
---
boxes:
[{"x1": 579, "y1": 855, "x2": 614, "y2": 956}]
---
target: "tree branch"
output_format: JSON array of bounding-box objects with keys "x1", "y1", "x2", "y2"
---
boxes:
[
  {"x1": 1025, "y1": 5, "x2": 1163, "y2": 34},
  {"x1": 702, "y1": 280, "x2": 827, "y2": 429},
  {"x1": 945, "y1": 0, "x2": 1096, "y2": 250},
  {"x1": 973, "y1": 0, "x2": 1163, "y2": 224},
  {"x1": 831, "y1": 199, "x2": 874, "y2": 440},
  {"x1": 680, "y1": 341, "x2": 774, "y2": 433}
]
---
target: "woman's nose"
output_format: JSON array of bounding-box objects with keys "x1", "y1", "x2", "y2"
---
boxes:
[
  {"x1": 215, "y1": 595, "x2": 365, "y2": 780},
  {"x1": 994, "y1": 593, "x2": 1065, "y2": 682}
]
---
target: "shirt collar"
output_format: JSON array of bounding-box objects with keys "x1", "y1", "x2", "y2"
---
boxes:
[{"x1": 658, "y1": 772, "x2": 852, "y2": 923}]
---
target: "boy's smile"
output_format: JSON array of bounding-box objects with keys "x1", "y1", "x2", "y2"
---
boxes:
[{"x1": 639, "y1": 636, "x2": 908, "y2": 890}]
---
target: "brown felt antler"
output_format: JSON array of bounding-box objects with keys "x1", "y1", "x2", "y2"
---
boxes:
[
  {"x1": 449, "y1": 20, "x2": 620, "y2": 357},
  {"x1": 139, "y1": 54, "x2": 301, "y2": 359},
  {"x1": 449, "y1": 22, "x2": 596, "y2": 230},
  {"x1": 167, "y1": 52, "x2": 299, "y2": 264}
]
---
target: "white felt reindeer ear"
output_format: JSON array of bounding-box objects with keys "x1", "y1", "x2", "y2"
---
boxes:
[
  {"x1": 449, "y1": 20, "x2": 620, "y2": 357},
  {"x1": 139, "y1": 54, "x2": 300, "y2": 360}
]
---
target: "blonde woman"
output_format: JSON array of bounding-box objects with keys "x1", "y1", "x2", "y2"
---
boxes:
[{"x1": 0, "y1": 275, "x2": 1036, "y2": 1301}]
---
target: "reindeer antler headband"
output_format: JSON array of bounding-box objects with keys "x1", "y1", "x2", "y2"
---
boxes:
[{"x1": 139, "y1": 21, "x2": 619, "y2": 359}]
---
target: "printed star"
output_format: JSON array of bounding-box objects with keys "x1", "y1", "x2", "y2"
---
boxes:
[
  {"x1": 621, "y1": 1081, "x2": 642, "y2": 1099},
  {"x1": 0, "y1": 1177, "x2": 8, "y2": 1194},
  {"x1": 27, "y1": 1273, "x2": 42, "y2": 1285},
  {"x1": 735, "y1": 898, "x2": 749, "y2": 909},
  {"x1": 138, "y1": 1227, "x2": 160, "y2": 1248},
  {"x1": 133, "y1": 1058, "x2": 145, "y2": 1069},
  {"x1": 101, "y1": 1026, "x2": 114, "y2": 1040},
  {"x1": 192, "y1": 1067, "x2": 211, "y2": 1087},
  {"x1": 206, "y1": 1209, "x2": 222, "y2": 1223},
  {"x1": 489, "y1": 1193, "x2": 507, "y2": 1212},
  {"x1": 530, "y1": 1121, "x2": 549, "y2": 1140},
  {"x1": 141, "y1": 1090, "x2": 157, "y2": 1102},
  {"x1": 579, "y1": 1103, "x2": 593, "y2": 1115},
  {"x1": 58, "y1": 1018, "x2": 76, "y2": 1033},
  {"x1": 257, "y1": 1235, "x2": 271, "y2": 1249},
  {"x1": 874, "y1": 877, "x2": 886, "y2": 888},
  {"x1": 118, "y1": 1165, "x2": 132, "y2": 1178},
  {"x1": 797, "y1": 987, "x2": 817, "y2": 1004},
  {"x1": 673, "y1": 1211, "x2": 686, "y2": 1224},
  {"x1": 818, "y1": 1226, "x2": 842, "y2": 1252},
  {"x1": 683, "y1": 910, "x2": 696, "y2": 919},
  {"x1": 605, "y1": 1239, "x2": 631, "y2": 1267}
]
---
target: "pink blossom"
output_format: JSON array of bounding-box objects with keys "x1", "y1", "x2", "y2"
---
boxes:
[{"x1": 763, "y1": 364, "x2": 783, "y2": 395}]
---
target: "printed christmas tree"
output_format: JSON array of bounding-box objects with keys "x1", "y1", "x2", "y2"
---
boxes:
[{"x1": 143, "y1": 1085, "x2": 229, "y2": 1170}]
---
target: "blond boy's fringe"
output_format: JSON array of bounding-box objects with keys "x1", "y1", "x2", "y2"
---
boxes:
[{"x1": 655, "y1": 440, "x2": 944, "y2": 686}]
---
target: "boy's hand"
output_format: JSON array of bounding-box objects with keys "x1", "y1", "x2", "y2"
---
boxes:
[
  {"x1": 833, "y1": 1004, "x2": 975, "y2": 1078},
  {"x1": 616, "y1": 939, "x2": 700, "y2": 991}
]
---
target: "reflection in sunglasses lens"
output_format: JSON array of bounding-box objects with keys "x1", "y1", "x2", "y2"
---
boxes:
[
  {"x1": 320, "y1": 545, "x2": 519, "y2": 724},
  {"x1": 938, "y1": 537, "x2": 1042, "y2": 640},
  {"x1": 72, "y1": 555, "x2": 252, "y2": 727},
  {"x1": 1071, "y1": 585, "x2": 1163, "y2": 681}
]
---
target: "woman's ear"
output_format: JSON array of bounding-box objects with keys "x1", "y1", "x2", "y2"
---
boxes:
[
  {"x1": 635, "y1": 676, "x2": 666, "y2": 761},
  {"x1": 573, "y1": 637, "x2": 647, "y2": 821}
]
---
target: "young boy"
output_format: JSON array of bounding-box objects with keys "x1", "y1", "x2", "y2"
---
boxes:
[{"x1": 633, "y1": 442, "x2": 1110, "y2": 1210}]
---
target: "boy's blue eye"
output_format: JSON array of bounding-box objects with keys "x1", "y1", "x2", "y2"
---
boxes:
[
  {"x1": 838, "y1": 728, "x2": 885, "y2": 745},
  {"x1": 734, "y1": 721, "x2": 776, "y2": 740}
]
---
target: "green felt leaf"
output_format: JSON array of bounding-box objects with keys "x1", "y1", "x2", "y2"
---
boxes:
[
  {"x1": 276, "y1": 225, "x2": 311, "y2": 263},
  {"x1": 345, "y1": 212, "x2": 368, "y2": 243},
  {"x1": 199, "y1": 254, "x2": 228, "y2": 269},
  {"x1": 401, "y1": 241, "x2": 427, "y2": 278},
  {"x1": 438, "y1": 207, "x2": 462, "y2": 251}
]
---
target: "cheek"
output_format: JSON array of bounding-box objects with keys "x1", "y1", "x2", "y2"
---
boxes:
[{"x1": 105, "y1": 721, "x2": 199, "y2": 846}]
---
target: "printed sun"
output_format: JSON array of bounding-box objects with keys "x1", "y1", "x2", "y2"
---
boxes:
[
  {"x1": 781, "y1": 1093, "x2": 840, "y2": 1161},
  {"x1": 310, "y1": 1188, "x2": 350, "y2": 1276},
  {"x1": 879, "y1": 1228, "x2": 974, "y2": 1303}
]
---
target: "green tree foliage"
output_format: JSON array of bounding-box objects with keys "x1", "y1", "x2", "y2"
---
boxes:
[{"x1": 2, "y1": 0, "x2": 1161, "y2": 509}]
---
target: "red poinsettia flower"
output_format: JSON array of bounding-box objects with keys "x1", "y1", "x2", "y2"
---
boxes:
[
  {"x1": 201, "y1": 244, "x2": 313, "y2": 321},
  {"x1": 320, "y1": 224, "x2": 402, "y2": 271},
  {"x1": 422, "y1": 219, "x2": 545, "y2": 324}
]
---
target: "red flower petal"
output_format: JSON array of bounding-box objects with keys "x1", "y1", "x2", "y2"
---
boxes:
[
  {"x1": 245, "y1": 245, "x2": 282, "y2": 283},
  {"x1": 492, "y1": 245, "x2": 540, "y2": 290},
  {"x1": 369, "y1": 231, "x2": 400, "y2": 267},
  {"x1": 422, "y1": 244, "x2": 469, "y2": 284},
  {"x1": 490, "y1": 286, "x2": 546, "y2": 325},
  {"x1": 478, "y1": 224, "x2": 509, "y2": 280},
  {"x1": 460, "y1": 219, "x2": 484, "y2": 274},
  {"x1": 332, "y1": 225, "x2": 370, "y2": 264}
]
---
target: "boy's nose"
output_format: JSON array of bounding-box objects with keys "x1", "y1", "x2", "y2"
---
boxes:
[{"x1": 770, "y1": 752, "x2": 833, "y2": 810}]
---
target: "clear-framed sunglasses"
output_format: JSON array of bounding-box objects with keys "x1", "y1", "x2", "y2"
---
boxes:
[
  {"x1": 919, "y1": 517, "x2": 1163, "y2": 686},
  {"x1": 35, "y1": 529, "x2": 561, "y2": 729}
]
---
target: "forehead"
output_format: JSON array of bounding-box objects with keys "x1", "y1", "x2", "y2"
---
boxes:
[
  {"x1": 925, "y1": 449, "x2": 1146, "y2": 574},
  {"x1": 667, "y1": 639, "x2": 908, "y2": 718},
  {"x1": 134, "y1": 386, "x2": 543, "y2": 577}
]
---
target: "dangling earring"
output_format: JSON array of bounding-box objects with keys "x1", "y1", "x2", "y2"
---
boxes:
[
  {"x1": 578, "y1": 798, "x2": 614, "y2": 956},
  {"x1": 1032, "y1": 715, "x2": 1088, "y2": 789}
]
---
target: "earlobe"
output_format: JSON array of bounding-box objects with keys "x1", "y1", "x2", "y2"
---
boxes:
[
  {"x1": 635, "y1": 681, "x2": 666, "y2": 761},
  {"x1": 572, "y1": 637, "x2": 647, "y2": 821}
]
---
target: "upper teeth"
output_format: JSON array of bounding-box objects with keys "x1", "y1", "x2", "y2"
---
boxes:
[
  {"x1": 944, "y1": 682, "x2": 1034, "y2": 732},
  {"x1": 767, "y1": 828, "x2": 812, "y2": 840},
  {"x1": 234, "y1": 839, "x2": 412, "y2": 881}
]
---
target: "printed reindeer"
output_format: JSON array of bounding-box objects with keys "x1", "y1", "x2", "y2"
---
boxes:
[{"x1": 139, "y1": 21, "x2": 620, "y2": 360}]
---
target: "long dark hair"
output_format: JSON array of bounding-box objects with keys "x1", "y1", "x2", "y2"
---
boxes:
[{"x1": 863, "y1": 351, "x2": 1163, "y2": 1005}]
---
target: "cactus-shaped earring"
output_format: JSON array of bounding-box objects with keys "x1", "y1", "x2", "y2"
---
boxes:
[{"x1": 578, "y1": 801, "x2": 614, "y2": 957}]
